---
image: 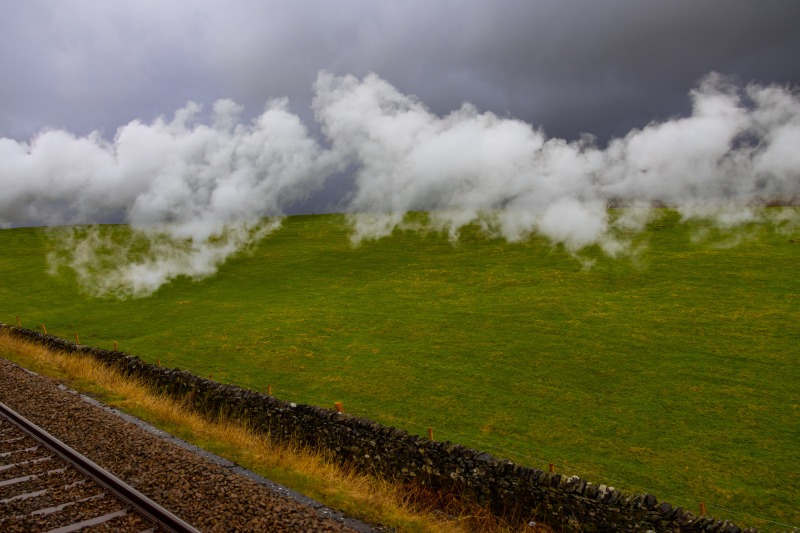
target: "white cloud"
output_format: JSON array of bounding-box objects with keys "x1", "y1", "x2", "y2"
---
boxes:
[{"x1": 2, "y1": 71, "x2": 798, "y2": 297}]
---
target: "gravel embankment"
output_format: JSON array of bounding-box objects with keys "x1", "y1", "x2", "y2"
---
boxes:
[{"x1": 0, "y1": 357, "x2": 370, "y2": 532}]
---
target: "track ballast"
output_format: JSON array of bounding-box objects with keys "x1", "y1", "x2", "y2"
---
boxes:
[{"x1": 1, "y1": 399, "x2": 199, "y2": 532}]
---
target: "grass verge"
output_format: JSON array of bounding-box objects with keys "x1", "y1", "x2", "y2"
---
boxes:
[{"x1": 0, "y1": 329, "x2": 546, "y2": 533}]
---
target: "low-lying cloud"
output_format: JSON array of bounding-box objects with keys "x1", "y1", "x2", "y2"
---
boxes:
[
  {"x1": 1, "y1": 72, "x2": 798, "y2": 297},
  {"x1": 2, "y1": 97, "x2": 338, "y2": 297},
  {"x1": 315, "y1": 72, "x2": 798, "y2": 248}
]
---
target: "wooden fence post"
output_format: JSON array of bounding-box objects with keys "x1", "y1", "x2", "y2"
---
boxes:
[
  {"x1": 75, "y1": 333, "x2": 80, "y2": 345},
  {"x1": 16, "y1": 315, "x2": 20, "y2": 328},
  {"x1": 334, "y1": 401, "x2": 343, "y2": 413},
  {"x1": 41, "y1": 323, "x2": 47, "y2": 335},
  {"x1": 549, "y1": 463, "x2": 555, "y2": 473},
  {"x1": 428, "y1": 427, "x2": 434, "y2": 441}
]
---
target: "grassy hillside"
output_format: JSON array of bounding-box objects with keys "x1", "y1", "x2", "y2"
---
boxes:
[{"x1": 1, "y1": 209, "x2": 798, "y2": 529}]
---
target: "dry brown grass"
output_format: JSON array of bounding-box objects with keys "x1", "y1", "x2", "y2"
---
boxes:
[{"x1": 0, "y1": 329, "x2": 548, "y2": 533}]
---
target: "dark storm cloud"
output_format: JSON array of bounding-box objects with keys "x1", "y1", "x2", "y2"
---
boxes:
[
  {"x1": 326, "y1": 0, "x2": 800, "y2": 141},
  {"x1": 1, "y1": 1, "x2": 798, "y2": 141}
]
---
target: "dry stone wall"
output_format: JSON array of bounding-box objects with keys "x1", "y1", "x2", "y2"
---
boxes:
[{"x1": 4, "y1": 325, "x2": 781, "y2": 533}]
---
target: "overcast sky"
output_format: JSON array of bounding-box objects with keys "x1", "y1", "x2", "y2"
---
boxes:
[{"x1": 2, "y1": 0, "x2": 799, "y2": 142}]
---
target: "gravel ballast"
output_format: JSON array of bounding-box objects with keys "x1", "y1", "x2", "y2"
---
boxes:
[{"x1": 0, "y1": 357, "x2": 374, "y2": 532}]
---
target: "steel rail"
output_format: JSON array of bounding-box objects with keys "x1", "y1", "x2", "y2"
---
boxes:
[{"x1": 0, "y1": 400, "x2": 200, "y2": 533}]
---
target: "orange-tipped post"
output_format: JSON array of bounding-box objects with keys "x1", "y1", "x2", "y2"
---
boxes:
[{"x1": 334, "y1": 401, "x2": 343, "y2": 413}]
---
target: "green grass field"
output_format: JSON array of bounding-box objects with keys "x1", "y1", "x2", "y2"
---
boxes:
[{"x1": 1, "y1": 209, "x2": 798, "y2": 529}]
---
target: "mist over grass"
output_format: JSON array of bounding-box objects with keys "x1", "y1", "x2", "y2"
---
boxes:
[
  {"x1": 45, "y1": 219, "x2": 282, "y2": 298},
  {"x1": 1, "y1": 209, "x2": 798, "y2": 529}
]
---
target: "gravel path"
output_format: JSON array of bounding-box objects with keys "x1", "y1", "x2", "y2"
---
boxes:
[{"x1": 0, "y1": 357, "x2": 373, "y2": 532}]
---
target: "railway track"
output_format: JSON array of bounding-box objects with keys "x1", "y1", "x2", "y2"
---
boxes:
[
  {"x1": 0, "y1": 355, "x2": 366, "y2": 531},
  {"x1": 0, "y1": 400, "x2": 199, "y2": 533}
]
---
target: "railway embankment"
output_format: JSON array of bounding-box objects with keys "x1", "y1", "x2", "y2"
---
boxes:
[{"x1": 0, "y1": 348, "x2": 366, "y2": 532}]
